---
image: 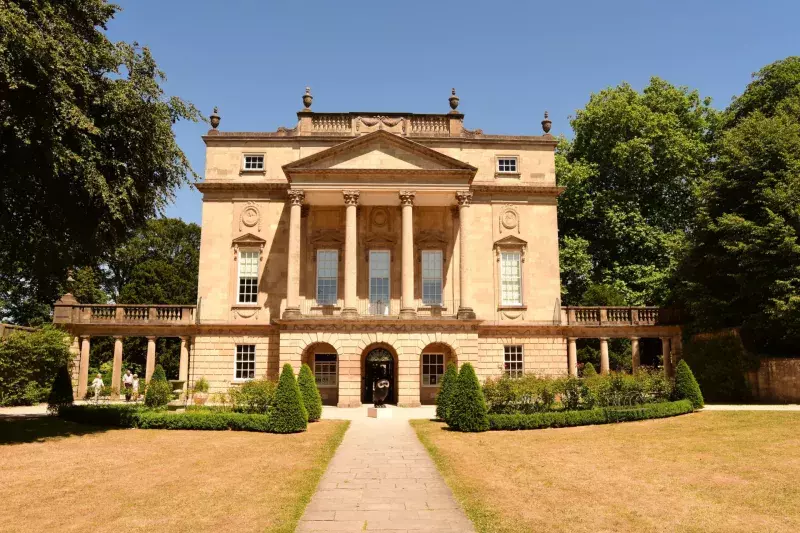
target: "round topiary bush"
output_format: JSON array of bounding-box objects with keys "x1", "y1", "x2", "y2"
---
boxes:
[
  {"x1": 144, "y1": 364, "x2": 171, "y2": 408},
  {"x1": 673, "y1": 359, "x2": 704, "y2": 408},
  {"x1": 448, "y1": 363, "x2": 489, "y2": 432},
  {"x1": 298, "y1": 363, "x2": 323, "y2": 422},
  {"x1": 436, "y1": 363, "x2": 458, "y2": 422},
  {"x1": 47, "y1": 364, "x2": 74, "y2": 413},
  {"x1": 582, "y1": 363, "x2": 597, "y2": 377},
  {"x1": 270, "y1": 364, "x2": 308, "y2": 433}
]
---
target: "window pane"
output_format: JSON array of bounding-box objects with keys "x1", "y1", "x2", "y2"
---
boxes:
[
  {"x1": 421, "y1": 251, "x2": 443, "y2": 305},
  {"x1": 422, "y1": 353, "x2": 445, "y2": 386},
  {"x1": 235, "y1": 344, "x2": 256, "y2": 380},
  {"x1": 238, "y1": 251, "x2": 259, "y2": 303},
  {"x1": 369, "y1": 251, "x2": 390, "y2": 314},
  {"x1": 503, "y1": 345, "x2": 523, "y2": 378},
  {"x1": 314, "y1": 353, "x2": 337, "y2": 386},
  {"x1": 500, "y1": 251, "x2": 521, "y2": 305},
  {"x1": 316, "y1": 250, "x2": 338, "y2": 305}
]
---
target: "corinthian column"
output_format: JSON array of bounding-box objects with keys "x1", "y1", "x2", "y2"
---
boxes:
[
  {"x1": 283, "y1": 189, "x2": 305, "y2": 318},
  {"x1": 456, "y1": 191, "x2": 475, "y2": 319},
  {"x1": 342, "y1": 190, "x2": 360, "y2": 317},
  {"x1": 400, "y1": 191, "x2": 416, "y2": 318}
]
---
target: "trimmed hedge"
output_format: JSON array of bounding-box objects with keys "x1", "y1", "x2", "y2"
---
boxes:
[
  {"x1": 448, "y1": 363, "x2": 489, "y2": 432},
  {"x1": 47, "y1": 364, "x2": 74, "y2": 413},
  {"x1": 268, "y1": 364, "x2": 308, "y2": 433},
  {"x1": 144, "y1": 364, "x2": 171, "y2": 408},
  {"x1": 298, "y1": 363, "x2": 322, "y2": 422},
  {"x1": 435, "y1": 363, "x2": 458, "y2": 422},
  {"x1": 58, "y1": 405, "x2": 274, "y2": 433},
  {"x1": 486, "y1": 400, "x2": 694, "y2": 431},
  {"x1": 673, "y1": 360, "x2": 704, "y2": 408}
]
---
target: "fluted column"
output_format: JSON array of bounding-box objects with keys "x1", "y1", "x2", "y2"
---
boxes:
[
  {"x1": 342, "y1": 190, "x2": 360, "y2": 317},
  {"x1": 599, "y1": 337, "x2": 610, "y2": 375},
  {"x1": 284, "y1": 189, "x2": 305, "y2": 318},
  {"x1": 631, "y1": 337, "x2": 641, "y2": 373},
  {"x1": 661, "y1": 337, "x2": 673, "y2": 377},
  {"x1": 77, "y1": 336, "x2": 91, "y2": 398},
  {"x1": 400, "y1": 191, "x2": 416, "y2": 318},
  {"x1": 456, "y1": 191, "x2": 475, "y2": 319},
  {"x1": 145, "y1": 336, "x2": 156, "y2": 383},
  {"x1": 112, "y1": 336, "x2": 123, "y2": 399},
  {"x1": 179, "y1": 336, "x2": 190, "y2": 395},
  {"x1": 567, "y1": 337, "x2": 578, "y2": 377}
]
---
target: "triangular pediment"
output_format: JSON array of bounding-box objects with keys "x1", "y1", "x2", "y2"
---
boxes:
[
  {"x1": 283, "y1": 130, "x2": 476, "y2": 175},
  {"x1": 232, "y1": 233, "x2": 266, "y2": 245},
  {"x1": 494, "y1": 235, "x2": 528, "y2": 248}
]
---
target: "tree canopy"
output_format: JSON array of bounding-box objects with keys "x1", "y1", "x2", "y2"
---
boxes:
[{"x1": 0, "y1": 0, "x2": 201, "y2": 323}]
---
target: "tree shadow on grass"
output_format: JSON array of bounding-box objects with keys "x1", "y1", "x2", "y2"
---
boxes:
[{"x1": 0, "y1": 415, "x2": 111, "y2": 445}]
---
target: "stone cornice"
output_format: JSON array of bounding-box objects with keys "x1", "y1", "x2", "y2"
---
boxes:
[
  {"x1": 195, "y1": 181, "x2": 289, "y2": 193},
  {"x1": 470, "y1": 184, "x2": 566, "y2": 196},
  {"x1": 203, "y1": 133, "x2": 557, "y2": 147}
]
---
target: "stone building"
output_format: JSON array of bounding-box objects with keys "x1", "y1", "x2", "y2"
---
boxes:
[{"x1": 55, "y1": 89, "x2": 682, "y2": 406}]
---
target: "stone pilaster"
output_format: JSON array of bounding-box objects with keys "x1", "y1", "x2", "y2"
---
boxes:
[
  {"x1": 283, "y1": 189, "x2": 305, "y2": 318},
  {"x1": 112, "y1": 336, "x2": 123, "y2": 399},
  {"x1": 567, "y1": 337, "x2": 578, "y2": 377},
  {"x1": 400, "y1": 191, "x2": 416, "y2": 319},
  {"x1": 77, "y1": 336, "x2": 91, "y2": 399},
  {"x1": 145, "y1": 336, "x2": 156, "y2": 383},
  {"x1": 599, "y1": 337, "x2": 610, "y2": 375},
  {"x1": 342, "y1": 190, "x2": 360, "y2": 317},
  {"x1": 456, "y1": 191, "x2": 475, "y2": 319},
  {"x1": 631, "y1": 337, "x2": 641, "y2": 373}
]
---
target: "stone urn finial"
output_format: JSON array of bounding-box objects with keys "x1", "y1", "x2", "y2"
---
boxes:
[
  {"x1": 541, "y1": 111, "x2": 552, "y2": 134},
  {"x1": 302, "y1": 86, "x2": 313, "y2": 111},
  {"x1": 209, "y1": 106, "x2": 220, "y2": 130},
  {"x1": 449, "y1": 88, "x2": 460, "y2": 113}
]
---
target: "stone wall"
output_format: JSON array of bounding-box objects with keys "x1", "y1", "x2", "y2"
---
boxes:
[
  {"x1": 190, "y1": 333, "x2": 280, "y2": 394},
  {"x1": 477, "y1": 335, "x2": 567, "y2": 378},
  {"x1": 747, "y1": 358, "x2": 800, "y2": 403}
]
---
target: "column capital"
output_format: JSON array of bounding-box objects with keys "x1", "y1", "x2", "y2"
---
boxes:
[
  {"x1": 567, "y1": 337, "x2": 578, "y2": 342},
  {"x1": 287, "y1": 189, "x2": 305, "y2": 206},
  {"x1": 630, "y1": 336, "x2": 640, "y2": 341},
  {"x1": 343, "y1": 190, "x2": 360, "y2": 206},
  {"x1": 113, "y1": 335, "x2": 124, "y2": 341},
  {"x1": 180, "y1": 336, "x2": 190, "y2": 342},
  {"x1": 399, "y1": 190, "x2": 416, "y2": 206},
  {"x1": 80, "y1": 335, "x2": 91, "y2": 341},
  {"x1": 146, "y1": 336, "x2": 157, "y2": 341},
  {"x1": 456, "y1": 190, "x2": 473, "y2": 207}
]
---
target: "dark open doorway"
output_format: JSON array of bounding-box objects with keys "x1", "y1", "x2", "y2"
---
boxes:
[{"x1": 362, "y1": 347, "x2": 395, "y2": 404}]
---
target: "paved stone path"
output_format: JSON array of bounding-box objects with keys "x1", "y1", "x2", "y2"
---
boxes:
[{"x1": 296, "y1": 406, "x2": 475, "y2": 532}]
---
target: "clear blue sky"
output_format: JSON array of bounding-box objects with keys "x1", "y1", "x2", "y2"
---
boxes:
[{"x1": 106, "y1": 0, "x2": 798, "y2": 225}]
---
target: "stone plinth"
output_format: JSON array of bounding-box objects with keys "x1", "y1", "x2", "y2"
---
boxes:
[{"x1": 367, "y1": 407, "x2": 393, "y2": 419}]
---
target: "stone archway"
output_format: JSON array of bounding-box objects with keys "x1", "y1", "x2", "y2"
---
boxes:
[
  {"x1": 361, "y1": 343, "x2": 399, "y2": 404},
  {"x1": 302, "y1": 342, "x2": 339, "y2": 406},
  {"x1": 419, "y1": 342, "x2": 458, "y2": 405}
]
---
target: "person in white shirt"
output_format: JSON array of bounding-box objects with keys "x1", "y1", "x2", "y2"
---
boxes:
[
  {"x1": 132, "y1": 374, "x2": 140, "y2": 401},
  {"x1": 122, "y1": 369, "x2": 134, "y2": 402},
  {"x1": 91, "y1": 373, "x2": 103, "y2": 402}
]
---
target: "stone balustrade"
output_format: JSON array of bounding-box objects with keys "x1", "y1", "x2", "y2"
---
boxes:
[
  {"x1": 53, "y1": 304, "x2": 196, "y2": 325},
  {"x1": 562, "y1": 306, "x2": 680, "y2": 326}
]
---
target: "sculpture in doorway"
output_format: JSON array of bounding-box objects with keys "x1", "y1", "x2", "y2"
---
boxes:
[{"x1": 373, "y1": 365, "x2": 390, "y2": 408}]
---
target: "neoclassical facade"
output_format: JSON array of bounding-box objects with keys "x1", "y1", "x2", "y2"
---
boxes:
[{"x1": 55, "y1": 89, "x2": 683, "y2": 407}]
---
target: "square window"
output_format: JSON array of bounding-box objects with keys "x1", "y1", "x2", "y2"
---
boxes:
[
  {"x1": 422, "y1": 353, "x2": 445, "y2": 386},
  {"x1": 314, "y1": 353, "x2": 337, "y2": 387},
  {"x1": 235, "y1": 344, "x2": 256, "y2": 380},
  {"x1": 497, "y1": 157, "x2": 518, "y2": 173},
  {"x1": 504, "y1": 345, "x2": 523, "y2": 378},
  {"x1": 243, "y1": 155, "x2": 264, "y2": 171}
]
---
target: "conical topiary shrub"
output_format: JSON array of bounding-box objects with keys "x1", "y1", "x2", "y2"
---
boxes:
[
  {"x1": 447, "y1": 363, "x2": 489, "y2": 432},
  {"x1": 47, "y1": 364, "x2": 74, "y2": 414},
  {"x1": 298, "y1": 363, "x2": 323, "y2": 422},
  {"x1": 436, "y1": 363, "x2": 458, "y2": 422},
  {"x1": 271, "y1": 364, "x2": 308, "y2": 433},
  {"x1": 673, "y1": 359, "x2": 704, "y2": 408},
  {"x1": 582, "y1": 363, "x2": 597, "y2": 377},
  {"x1": 145, "y1": 364, "x2": 171, "y2": 408}
]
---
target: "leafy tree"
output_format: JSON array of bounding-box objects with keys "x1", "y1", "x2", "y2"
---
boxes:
[
  {"x1": 582, "y1": 363, "x2": 597, "y2": 377},
  {"x1": 0, "y1": 0, "x2": 201, "y2": 324},
  {"x1": 270, "y1": 364, "x2": 308, "y2": 433},
  {"x1": 297, "y1": 364, "x2": 322, "y2": 422},
  {"x1": 144, "y1": 364, "x2": 170, "y2": 408},
  {"x1": 0, "y1": 326, "x2": 71, "y2": 406},
  {"x1": 436, "y1": 363, "x2": 458, "y2": 422},
  {"x1": 673, "y1": 360, "x2": 704, "y2": 408},
  {"x1": 557, "y1": 78, "x2": 716, "y2": 305},
  {"x1": 447, "y1": 363, "x2": 489, "y2": 432},
  {"x1": 679, "y1": 57, "x2": 800, "y2": 353},
  {"x1": 47, "y1": 364, "x2": 74, "y2": 413}
]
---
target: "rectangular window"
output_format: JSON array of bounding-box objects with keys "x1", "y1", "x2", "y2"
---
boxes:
[
  {"x1": 314, "y1": 354, "x2": 337, "y2": 387},
  {"x1": 500, "y1": 251, "x2": 522, "y2": 305},
  {"x1": 504, "y1": 345, "x2": 523, "y2": 378},
  {"x1": 235, "y1": 344, "x2": 256, "y2": 380},
  {"x1": 369, "y1": 250, "x2": 390, "y2": 315},
  {"x1": 421, "y1": 251, "x2": 443, "y2": 305},
  {"x1": 242, "y1": 154, "x2": 264, "y2": 171},
  {"x1": 316, "y1": 250, "x2": 338, "y2": 305},
  {"x1": 422, "y1": 353, "x2": 445, "y2": 386},
  {"x1": 237, "y1": 250, "x2": 259, "y2": 304},
  {"x1": 497, "y1": 157, "x2": 518, "y2": 173}
]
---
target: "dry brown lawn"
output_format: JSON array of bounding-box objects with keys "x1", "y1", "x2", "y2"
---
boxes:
[
  {"x1": 0, "y1": 416, "x2": 349, "y2": 533},
  {"x1": 412, "y1": 411, "x2": 800, "y2": 533}
]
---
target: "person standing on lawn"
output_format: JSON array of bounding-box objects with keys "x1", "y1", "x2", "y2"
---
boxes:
[
  {"x1": 132, "y1": 374, "x2": 140, "y2": 401},
  {"x1": 123, "y1": 369, "x2": 134, "y2": 402},
  {"x1": 91, "y1": 373, "x2": 104, "y2": 402}
]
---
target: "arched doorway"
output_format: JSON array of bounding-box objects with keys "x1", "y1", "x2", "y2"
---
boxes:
[
  {"x1": 362, "y1": 346, "x2": 397, "y2": 404},
  {"x1": 302, "y1": 342, "x2": 339, "y2": 406},
  {"x1": 420, "y1": 342, "x2": 457, "y2": 405}
]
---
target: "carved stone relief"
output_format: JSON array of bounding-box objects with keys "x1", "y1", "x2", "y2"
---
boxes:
[
  {"x1": 499, "y1": 205, "x2": 520, "y2": 234},
  {"x1": 239, "y1": 202, "x2": 261, "y2": 232}
]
